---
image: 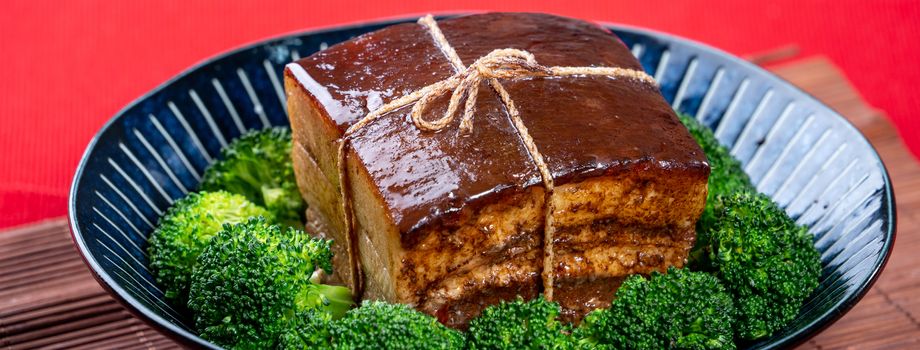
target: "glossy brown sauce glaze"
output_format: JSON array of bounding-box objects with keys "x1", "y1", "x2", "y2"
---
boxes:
[
  {"x1": 288, "y1": 12, "x2": 707, "y2": 247},
  {"x1": 440, "y1": 13, "x2": 707, "y2": 184},
  {"x1": 292, "y1": 21, "x2": 454, "y2": 129},
  {"x1": 346, "y1": 91, "x2": 543, "y2": 246}
]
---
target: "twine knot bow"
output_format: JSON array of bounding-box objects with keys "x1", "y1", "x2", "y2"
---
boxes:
[{"x1": 411, "y1": 48, "x2": 551, "y2": 133}]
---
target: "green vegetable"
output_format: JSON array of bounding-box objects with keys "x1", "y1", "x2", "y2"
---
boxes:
[
  {"x1": 188, "y1": 217, "x2": 353, "y2": 349},
  {"x1": 200, "y1": 127, "x2": 305, "y2": 229},
  {"x1": 147, "y1": 191, "x2": 272, "y2": 305},
  {"x1": 574, "y1": 267, "x2": 736, "y2": 350},
  {"x1": 467, "y1": 296, "x2": 574, "y2": 350},
  {"x1": 678, "y1": 114, "x2": 757, "y2": 270},
  {"x1": 279, "y1": 309, "x2": 335, "y2": 349},
  {"x1": 333, "y1": 301, "x2": 465, "y2": 350},
  {"x1": 702, "y1": 192, "x2": 821, "y2": 340},
  {"x1": 280, "y1": 300, "x2": 465, "y2": 350}
]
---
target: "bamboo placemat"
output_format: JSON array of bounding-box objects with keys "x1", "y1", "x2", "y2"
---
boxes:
[
  {"x1": 0, "y1": 220, "x2": 179, "y2": 349},
  {"x1": 1, "y1": 56, "x2": 917, "y2": 349}
]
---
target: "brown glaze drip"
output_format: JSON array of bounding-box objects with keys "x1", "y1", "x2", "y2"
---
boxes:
[
  {"x1": 290, "y1": 12, "x2": 707, "y2": 247},
  {"x1": 554, "y1": 276, "x2": 626, "y2": 323}
]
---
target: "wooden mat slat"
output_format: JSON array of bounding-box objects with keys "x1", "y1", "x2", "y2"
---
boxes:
[
  {"x1": 0, "y1": 250, "x2": 80, "y2": 278},
  {"x1": 10, "y1": 315, "x2": 144, "y2": 350},
  {"x1": 1, "y1": 56, "x2": 918, "y2": 349},
  {"x1": 0, "y1": 236, "x2": 73, "y2": 260},
  {"x1": 30, "y1": 317, "x2": 158, "y2": 350},
  {"x1": 0, "y1": 246, "x2": 81, "y2": 271},
  {"x1": 0, "y1": 260, "x2": 88, "y2": 291},
  {"x1": 0, "y1": 275, "x2": 104, "y2": 314},
  {"x1": 1, "y1": 294, "x2": 112, "y2": 326},
  {"x1": 3, "y1": 299, "x2": 123, "y2": 335}
]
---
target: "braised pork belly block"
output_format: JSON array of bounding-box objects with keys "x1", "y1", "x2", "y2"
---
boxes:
[{"x1": 284, "y1": 12, "x2": 709, "y2": 327}]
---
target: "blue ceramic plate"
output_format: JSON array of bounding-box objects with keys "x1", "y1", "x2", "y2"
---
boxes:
[{"x1": 69, "y1": 15, "x2": 896, "y2": 349}]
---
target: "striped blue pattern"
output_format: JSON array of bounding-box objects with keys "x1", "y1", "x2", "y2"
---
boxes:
[{"x1": 69, "y1": 17, "x2": 895, "y2": 349}]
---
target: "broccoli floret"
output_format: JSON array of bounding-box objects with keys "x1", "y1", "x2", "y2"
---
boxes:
[
  {"x1": 678, "y1": 114, "x2": 756, "y2": 269},
  {"x1": 573, "y1": 267, "x2": 736, "y2": 350},
  {"x1": 330, "y1": 300, "x2": 465, "y2": 350},
  {"x1": 467, "y1": 296, "x2": 574, "y2": 350},
  {"x1": 703, "y1": 192, "x2": 821, "y2": 340},
  {"x1": 200, "y1": 127, "x2": 305, "y2": 229},
  {"x1": 147, "y1": 191, "x2": 272, "y2": 305},
  {"x1": 188, "y1": 217, "x2": 353, "y2": 348},
  {"x1": 279, "y1": 309, "x2": 335, "y2": 349},
  {"x1": 280, "y1": 301, "x2": 464, "y2": 349}
]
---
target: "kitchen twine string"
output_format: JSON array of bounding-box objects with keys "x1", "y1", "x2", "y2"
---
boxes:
[{"x1": 336, "y1": 14, "x2": 658, "y2": 299}]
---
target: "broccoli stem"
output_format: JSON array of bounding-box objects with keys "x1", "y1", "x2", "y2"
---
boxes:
[{"x1": 313, "y1": 284, "x2": 354, "y2": 319}]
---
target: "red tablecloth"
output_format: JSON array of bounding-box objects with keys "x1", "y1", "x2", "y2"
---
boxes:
[{"x1": 2, "y1": 0, "x2": 918, "y2": 229}]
